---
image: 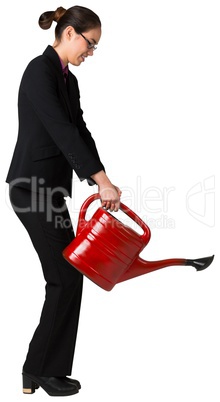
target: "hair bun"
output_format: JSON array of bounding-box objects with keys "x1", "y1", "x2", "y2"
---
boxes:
[
  {"x1": 39, "y1": 7, "x2": 66, "y2": 30},
  {"x1": 54, "y1": 7, "x2": 66, "y2": 22}
]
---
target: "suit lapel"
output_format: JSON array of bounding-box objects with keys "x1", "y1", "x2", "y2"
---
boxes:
[
  {"x1": 58, "y1": 75, "x2": 75, "y2": 123},
  {"x1": 43, "y1": 46, "x2": 75, "y2": 123},
  {"x1": 65, "y1": 73, "x2": 80, "y2": 123}
]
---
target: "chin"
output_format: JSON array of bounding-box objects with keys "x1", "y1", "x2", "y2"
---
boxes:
[{"x1": 70, "y1": 61, "x2": 81, "y2": 67}]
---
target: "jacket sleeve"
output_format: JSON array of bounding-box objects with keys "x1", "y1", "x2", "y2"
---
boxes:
[
  {"x1": 20, "y1": 57, "x2": 104, "y2": 181},
  {"x1": 75, "y1": 96, "x2": 105, "y2": 185}
]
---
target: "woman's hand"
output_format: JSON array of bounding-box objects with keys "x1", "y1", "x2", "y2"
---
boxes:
[
  {"x1": 99, "y1": 184, "x2": 122, "y2": 212},
  {"x1": 91, "y1": 171, "x2": 122, "y2": 212}
]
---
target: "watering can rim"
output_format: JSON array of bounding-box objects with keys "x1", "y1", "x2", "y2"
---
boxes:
[{"x1": 77, "y1": 193, "x2": 151, "y2": 243}]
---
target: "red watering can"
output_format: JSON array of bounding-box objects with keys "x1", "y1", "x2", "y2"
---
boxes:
[{"x1": 63, "y1": 193, "x2": 214, "y2": 291}]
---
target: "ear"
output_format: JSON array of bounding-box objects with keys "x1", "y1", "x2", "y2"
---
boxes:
[{"x1": 64, "y1": 26, "x2": 77, "y2": 41}]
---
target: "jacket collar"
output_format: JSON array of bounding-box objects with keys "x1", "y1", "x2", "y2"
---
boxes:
[{"x1": 43, "y1": 45, "x2": 63, "y2": 74}]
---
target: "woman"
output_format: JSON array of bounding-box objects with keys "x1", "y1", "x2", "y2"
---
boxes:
[{"x1": 6, "y1": 5, "x2": 121, "y2": 397}]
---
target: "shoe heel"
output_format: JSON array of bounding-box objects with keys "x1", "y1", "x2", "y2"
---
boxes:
[{"x1": 22, "y1": 374, "x2": 36, "y2": 394}]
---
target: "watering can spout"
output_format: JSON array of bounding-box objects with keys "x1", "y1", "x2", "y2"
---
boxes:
[
  {"x1": 118, "y1": 255, "x2": 214, "y2": 283},
  {"x1": 185, "y1": 255, "x2": 214, "y2": 271}
]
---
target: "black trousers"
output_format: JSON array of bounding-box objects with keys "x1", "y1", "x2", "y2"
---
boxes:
[{"x1": 9, "y1": 186, "x2": 83, "y2": 377}]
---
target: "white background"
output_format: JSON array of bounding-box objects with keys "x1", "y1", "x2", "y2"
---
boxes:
[{"x1": 0, "y1": 0, "x2": 219, "y2": 401}]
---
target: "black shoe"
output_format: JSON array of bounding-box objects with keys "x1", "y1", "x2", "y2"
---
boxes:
[
  {"x1": 22, "y1": 372, "x2": 79, "y2": 396},
  {"x1": 61, "y1": 377, "x2": 81, "y2": 390},
  {"x1": 34, "y1": 376, "x2": 81, "y2": 391}
]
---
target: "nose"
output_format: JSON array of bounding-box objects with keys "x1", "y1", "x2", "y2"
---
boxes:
[{"x1": 87, "y1": 48, "x2": 94, "y2": 56}]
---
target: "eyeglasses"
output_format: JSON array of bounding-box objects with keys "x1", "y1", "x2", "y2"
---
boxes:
[{"x1": 80, "y1": 33, "x2": 97, "y2": 50}]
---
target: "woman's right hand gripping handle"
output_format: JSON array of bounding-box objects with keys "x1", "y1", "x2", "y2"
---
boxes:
[{"x1": 91, "y1": 170, "x2": 122, "y2": 212}]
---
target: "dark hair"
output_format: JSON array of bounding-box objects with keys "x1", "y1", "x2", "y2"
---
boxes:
[{"x1": 39, "y1": 5, "x2": 101, "y2": 39}]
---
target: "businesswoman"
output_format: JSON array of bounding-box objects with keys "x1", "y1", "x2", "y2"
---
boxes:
[{"x1": 6, "y1": 5, "x2": 121, "y2": 397}]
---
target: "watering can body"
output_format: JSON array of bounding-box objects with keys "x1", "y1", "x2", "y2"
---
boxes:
[
  {"x1": 63, "y1": 194, "x2": 214, "y2": 291},
  {"x1": 63, "y1": 194, "x2": 151, "y2": 291}
]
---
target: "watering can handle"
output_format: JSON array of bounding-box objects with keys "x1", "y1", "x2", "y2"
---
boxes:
[{"x1": 77, "y1": 193, "x2": 151, "y2": 243}]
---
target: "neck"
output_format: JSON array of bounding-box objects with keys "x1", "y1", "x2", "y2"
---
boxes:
[{"x1": 53, "y1": 42, "x2": 68, "y2": 67}]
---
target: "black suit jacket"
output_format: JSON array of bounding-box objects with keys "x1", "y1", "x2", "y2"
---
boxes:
[{"x1": 6, "y1": 45, "x2": 104, "y2": 196}]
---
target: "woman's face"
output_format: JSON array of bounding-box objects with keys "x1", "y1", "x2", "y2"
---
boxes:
[{"x1": 63, "y1": 26, "x2": 102, "y2": 66}]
